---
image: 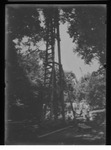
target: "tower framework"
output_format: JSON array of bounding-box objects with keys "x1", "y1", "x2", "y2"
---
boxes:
[{"x1": 43, "y1": 8, "x2": 65, "y2": 121}]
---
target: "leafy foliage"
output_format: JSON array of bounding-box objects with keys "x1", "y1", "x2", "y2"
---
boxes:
[
  {"x1": 6, "y1": 6, "x2": 44, "y2": 121},
  {"x1": 7, "y1": 6, "x2": 43, "y2": 39},
  {"x1": 87, "y1": 68, "x2": 106, "y2": 108},
  {"x1": 74, "y1": 70, "x2": 106, "y2": 109},
  {"x1": 62, "y1": 6, "x2": 106, "y2": 65}
]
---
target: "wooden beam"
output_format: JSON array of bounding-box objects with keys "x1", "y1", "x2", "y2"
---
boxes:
[{"x1": 38, "y1": 125, "x2": 73, "y2": 138}]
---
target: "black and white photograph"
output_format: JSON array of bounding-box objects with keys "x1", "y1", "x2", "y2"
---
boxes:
[{"x1": 5, "y1": 4, "x2": 106, "y2": 145}]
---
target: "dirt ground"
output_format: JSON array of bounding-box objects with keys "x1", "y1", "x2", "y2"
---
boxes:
[{"x1": 5, "y1": 118, "x2": 105, "y2": 145}]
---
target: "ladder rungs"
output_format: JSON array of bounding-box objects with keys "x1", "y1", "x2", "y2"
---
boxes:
[
  {"x1": 47, "y1": 52, "x2": 52, "y2": 55},
  {"x1": 46, "y1": 66, "x2": 52, "y2": 69},
  {"x1": 47, "y1": 64, "x2": 53, "y2": 67},
  {"x1": 45, "y1": 71, "x2": 52, "y2": 74},
  {"x1": 47, "y1": 59, "x2": 53, "y2": 62},
  {"x1": 44, "y1": 62, "x2": 53, "y2": 65},
  {"x1": 47, "y1": 57, "x2": 53, "y2": 59},
  {"x1": 45, "y1": 68, "x2": 52, "y2": 71},
  {"x1": 45, "y1": 73, "x2": 52, "y2": 76},
  {"x1": 47, "y1": 49, "x2": 52, "y2": 52},
  {"x1": 45, "y1": 62, "x2": 60, "y2": 65},
  {"x1": 45, "y1": 68, "x2": 52, "y2": 70},
  {"x1": 45, "y1": 73, "x2": 52, "y2": 75}
]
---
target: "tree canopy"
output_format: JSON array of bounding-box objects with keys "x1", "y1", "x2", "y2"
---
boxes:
[
  {"x1": 6, "y1": 6, "x2": 45, "y2": 121},
  {"x1": 62, "y1": 5, "x2": 106, "y2": 66}
]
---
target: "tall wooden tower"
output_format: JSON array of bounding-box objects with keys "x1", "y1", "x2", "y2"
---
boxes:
[{"x1": 43, "y1": 8, "x2": 65, "y2": 121}]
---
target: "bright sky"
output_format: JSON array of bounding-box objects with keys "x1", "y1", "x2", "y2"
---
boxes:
[{"x1": 55, "y1": 23, "x2": 100, "y2": 80}]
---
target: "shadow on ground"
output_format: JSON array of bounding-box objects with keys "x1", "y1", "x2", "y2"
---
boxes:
[{"x1": 5, "y1": 119, "x2": 105, "y2": 145}]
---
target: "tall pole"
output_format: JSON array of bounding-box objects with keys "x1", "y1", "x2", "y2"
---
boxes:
[
  {"x1": 50, "y1": 16, "x2": 55, "y2": 120},
  {"x1": 56, "y1": 9, "x2": 65, "y2": 121},
  {"x1": 43, "y1": 8, "x2": 65, "y2": 121}
]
